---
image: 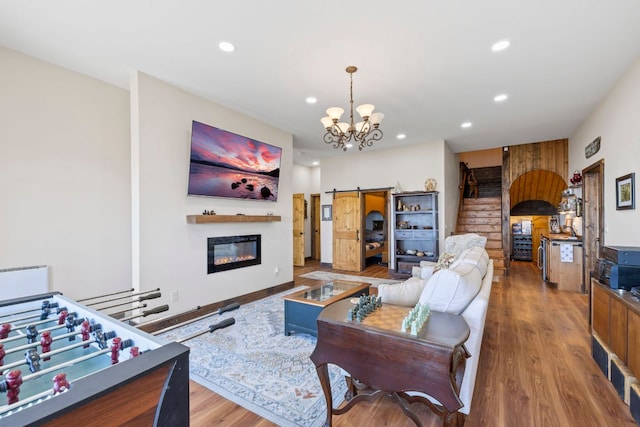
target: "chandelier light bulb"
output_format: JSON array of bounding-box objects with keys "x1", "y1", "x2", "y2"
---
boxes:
[
  {"x1": 369, "y1": 112, "x2": 384, "y2": 126},
  {"x1": 326, "y1": 107, "x2": 344, "y2": 121},
  {"x1": 356, "y1": 104, "x2": 375, "y2": 119},
  {"x1": 320, "y1": 117, "x2": 333, "y2": 129}
]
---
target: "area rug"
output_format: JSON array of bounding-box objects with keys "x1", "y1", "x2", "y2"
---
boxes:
[
  {"x1": 158, "y1": 287, "x2": 347, "y2": 427},
  {"x1": 299, "y1": 271, "x2": 401, "y2": 288}
]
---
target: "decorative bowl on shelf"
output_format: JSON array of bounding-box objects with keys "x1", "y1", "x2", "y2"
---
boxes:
[
  {"x1": 405, "y1": 249, "x2": 417, "y2": 255},
  {"x1": 416, "y1": 251, "x2": 425, "y2": 257},
  {"x1": 425, "y1": 252, "x2": 434, "y2": 257}
]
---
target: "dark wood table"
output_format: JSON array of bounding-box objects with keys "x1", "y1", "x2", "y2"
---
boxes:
[
  {"x1": 282, "y1": 280, "x2": 369, "y2": 337},
  {"x1": 310, "y1": 299, "x2": 470, "y2": 427}
]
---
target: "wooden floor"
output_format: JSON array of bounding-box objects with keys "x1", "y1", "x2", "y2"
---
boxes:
[{"x1": 189, "y1": 260, "x2": 637, "y2": 427}]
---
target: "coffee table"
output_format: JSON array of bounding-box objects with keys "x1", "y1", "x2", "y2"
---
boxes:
[{"x1": 283, "y1": 280, "x2": 370, "y2": 337}]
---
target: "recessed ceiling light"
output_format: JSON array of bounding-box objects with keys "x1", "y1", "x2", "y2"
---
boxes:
[
  {"x1": 345, "y1": 143, "x2": 353, "y2": 149},
  {"x1": 219, "y1": 41, "x2": 235, "y2": 52},
  {"x1": 461, "y1": 122, "x2": 472, "y2": 128},
  {"x1": 396, "y1": 134, "x2": 406, "y2": 140},
  {"x1": 312, "y1": 161, "x2": 319, "y2": 166},
  {"x1": 306, "y1": 97, "x2": 317, "y2": 104},
  {"x1": 494, "y1": 94, "x2": 508, "y2": 102},
  {"x1": 492, "y1": 40, "x2": 510, "y2": 52}
]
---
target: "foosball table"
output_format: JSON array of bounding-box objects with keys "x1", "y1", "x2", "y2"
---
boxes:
[{"x1": 0, "y1": 292, "x2": 189, "y2": 426}]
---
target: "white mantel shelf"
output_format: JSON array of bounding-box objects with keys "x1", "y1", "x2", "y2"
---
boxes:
[{"x1": 186, "y1": 215, "x2": 282, "y2": 224}]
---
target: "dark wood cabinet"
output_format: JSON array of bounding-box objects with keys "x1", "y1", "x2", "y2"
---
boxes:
[{"x1": 592, "y1": 278, "x2": 640, "y2": 379}]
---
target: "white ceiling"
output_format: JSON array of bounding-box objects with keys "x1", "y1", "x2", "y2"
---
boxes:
[{"x1": 2, "y1": 1, "x2": 640, "y2": 166}]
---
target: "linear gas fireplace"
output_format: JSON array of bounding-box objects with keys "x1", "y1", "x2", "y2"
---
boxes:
[{"x1": 208, "y1": 234, "x2": 261, "y2": 274}]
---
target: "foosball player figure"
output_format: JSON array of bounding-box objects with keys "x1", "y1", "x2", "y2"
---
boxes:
[
  {"x1": 39, "y1": 301, "x2": 58, "y2": 321},
  {"x1": 130, "y1": 346, "x2": 140, "y2": 358},
  {"x1": 25, "y1": 348, "x2": 41, "y2": 373},
  {"x1": 0, "y1": 324, "x2": 11, "y2": 339},
  {"x1": 65, "y1": 313, "x2": 77, "y2": 340},
  {"x1": 0, "y1": 370, "x2": 23, "y2": 405},
  {"x1": 81, "y1": 320, "x2": 91, "y2": 348},
  {"x1": 26, "y1": 324, "x2": 38, "y2": 344},
  {"x1": 0, "y1": 343, "x2": 5, "y2": 366},
  {"x1": 52, "y1": 373, "x2": 70, "y2": 395},
  {"x1": 40, "y1": 331, "x2": 53, "y2": 361},
  {"x1": 111, "y1": 337, "x2": 122, "y2": 365},
  {"x1": 57, "y1": 309, "x2": 69, "y2": 325}
]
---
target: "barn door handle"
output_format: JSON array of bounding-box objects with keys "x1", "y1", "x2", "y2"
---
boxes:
[{"x1": 356, "y1": 230, "x2": 360, "y2": 242}]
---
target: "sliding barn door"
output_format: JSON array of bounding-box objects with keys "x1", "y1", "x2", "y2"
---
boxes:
[
  {"x1": 332, "y1": 192, "x2": 362, "y2": 272},
  {"x1": 293, "y1": 193, "x2": 305, "y2": 267}
]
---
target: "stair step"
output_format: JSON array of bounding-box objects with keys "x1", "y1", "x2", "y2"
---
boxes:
[
  {"x1": 463, "y1": 197, "x2": 501, "y2": 205},
  {"x1": 458, "y1": 224, "x2": 501, "y2": 233},
  {"x1": 486, "y1": 248, "x2": 505, "y2": 258},
  {"x1": 485, "y1": 239, "x2": 503, "y2": 249},
  {"x1": 457, "y1": 216, "x2": 501, "y2": 225},
  {"x1": 459, "y1": 210, "x2": 502, "y2": 218}
]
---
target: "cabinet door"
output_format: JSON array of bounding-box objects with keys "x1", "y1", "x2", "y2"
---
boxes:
[
  {"x1": 610, "y1": 297, "x2": 628, "y2": 363},
  {"x1": 591, "y1": 281, "x2": 610, "y2": 343},
  {"x1": 628, "y1": 309, "x2": 640, "y2": 379}
]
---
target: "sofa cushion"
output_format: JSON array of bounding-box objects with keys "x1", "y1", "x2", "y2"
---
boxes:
[
  {"x1": 455, "y1": 246, "x2": 490, "y2": 277},
  {"x1": 418, "y1": 262, "x2": 482, "y2": 314},
  {"x1": 412, "y1": 263, "x2": 436, "y2": 280},
  {"x1": 444, "y1": 233, "x2": 487, "y2": 257},
  {"x1": 378, "y1": 277, "x2": 426, "y2": 306}
]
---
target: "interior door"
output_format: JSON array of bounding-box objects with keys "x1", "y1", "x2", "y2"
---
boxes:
[
  {"x1": 583, "y1": 160, "x2": 604, "y2": 323},
  {"x1": 311, "y1": 194, "x2": 321, "y2": 260},
  {"x1": 332, "y1": 192, "x2": 362, "y2": 272},
  {"x1": 293, "y1": 193, "x2": 305, "y2": 267}
]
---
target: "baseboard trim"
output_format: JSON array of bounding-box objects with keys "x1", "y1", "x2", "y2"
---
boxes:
[{"x1": 138, "y1": 280, "x2": 295, "y2": 333}]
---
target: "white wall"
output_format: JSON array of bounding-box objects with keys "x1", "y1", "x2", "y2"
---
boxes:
[
  {"x1": 319, "y1": 140, "x2": 447, "y2": 264},
  {"x1": 0, "y1": 46, "x2": 132, "y2": 298},
  {"x1": 292, "y1": 164, "x2": 321, "y2": 256},
  {"x1": 443, "y1": 142, "x2": 460, "y2": 238},
  {"x1": 569, "y1": 57, "x2": 640, "y2": 246},
  {"x1": 131, "y1": 72, "x2": 294, "y2": 316}
]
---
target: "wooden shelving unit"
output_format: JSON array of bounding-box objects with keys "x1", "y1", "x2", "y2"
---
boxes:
[{"x1": 186, "y1": 215, "x2": 281, "y2": 224}]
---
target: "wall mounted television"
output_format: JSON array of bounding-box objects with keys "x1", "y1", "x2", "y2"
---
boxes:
[{"x1": 187, "y1": 120, "x2": 282, "y2": 201}]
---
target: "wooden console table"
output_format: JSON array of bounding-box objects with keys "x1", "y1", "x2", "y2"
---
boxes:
[{"x1": 310, "y1": 299, "x2": 470, "y2": 427}]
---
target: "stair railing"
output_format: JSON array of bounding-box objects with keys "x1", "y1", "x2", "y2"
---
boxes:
[{"x1": 456, "y1": 162, "x2": 471, "y2": 234}]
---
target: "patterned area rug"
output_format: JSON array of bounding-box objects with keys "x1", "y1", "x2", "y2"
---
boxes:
[
  {"x1": 299, "y1": 271, "x2": 401, "y2": 288},
  {"x1": 159, "y1": 287, "x2": 347, "y2": 427}
]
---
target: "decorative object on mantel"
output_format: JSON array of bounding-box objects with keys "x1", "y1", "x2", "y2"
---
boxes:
[
  {"x1": 424, "y1": 178, "x2": 437, "y2": 192},
  {"x1": 615, "y1": 173, "x2": 635, "y2": 210},
  {"x1": 320, "y1": 66, "x2": 384, "y2": 152},
  {"x1": 585, "y1": 136, "x2": 601, "y2": 158},
  {"x1": 392, "y1": 181, "x2": 402, "y2": 193},
  {"x1": 186, "y1": 214, "x2": 281, "y2": 224},
  {"x1": 202, "y1": 210, "x2": 216, "y2": 215}
]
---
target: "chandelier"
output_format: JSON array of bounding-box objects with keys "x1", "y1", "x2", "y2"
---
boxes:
[{"x1": 320, "y1": 66, "x2": 384, "y2": 151}]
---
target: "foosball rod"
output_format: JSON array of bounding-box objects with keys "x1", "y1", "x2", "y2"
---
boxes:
[
  {"x1": 0, "y1": 315, "x2": 85, "y2": 345},
  {"x1": 10, "y1": 311, "x2": 76, "y2": 329},
  {"x1": 84, "y1": 288, "x2": 160, "y2": 307},
  {"x1": 0, "y1": 301, "x2": 59, "y2": 321},
  {"x1": 94, "y1": 292, "x2": 161, "y2": 312},
  {"x1": 176, "y1": 318, "x2": 236, "y2": 343},
  {"x1": 76, "y1": 288, "x2": 135, "y2": 302},
  {"x1": 3, "y1": 324, "x2": 103, "y2": 356},
  {"x1": 1, "y1": 338, "x2": 97, "y2": 373},
  {"x1": 106, "y1": 303, "x2": 146, "y2": 317},
  {"x1": 118, "y1": 305, "x2": 169, "y2": 322},
  {"x1": 151, "y1": 302, "x2": 240, "y2": 335}
]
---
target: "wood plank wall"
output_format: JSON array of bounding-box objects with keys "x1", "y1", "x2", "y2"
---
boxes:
[{"x1": 502, "y1": 138, "x2": 569, "y2": 270}]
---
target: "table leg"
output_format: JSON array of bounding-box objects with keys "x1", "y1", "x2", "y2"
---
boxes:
[{"x1": 315, "y1": 364, "x2": 333, "y2": 427}]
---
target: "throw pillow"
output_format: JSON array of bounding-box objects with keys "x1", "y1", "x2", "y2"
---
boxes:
[
  {"x1": 418, "y1": 262, "x2": 483, "y2": 314},
  {"x1": 378, "y1": 277, "x2": 426, "y2": 306},
  {"x1": 433, "y1": 252, "x2": 456, "y2": 273}
]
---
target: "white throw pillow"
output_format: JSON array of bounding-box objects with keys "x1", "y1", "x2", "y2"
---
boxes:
[
  {"x1": 418, "y1": 262, "x2": 482, "y2": 314},
  {"x1": 455, "y1": 247, "x2": 489, "y2": 277},
  {"x1": 378, "y1": 277, "x2": 425, "y2": 306}
]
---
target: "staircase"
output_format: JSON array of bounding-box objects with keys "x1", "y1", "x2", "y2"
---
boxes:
[{"x1": 456, "y1": 196, "x2": 506, "y2": 279}]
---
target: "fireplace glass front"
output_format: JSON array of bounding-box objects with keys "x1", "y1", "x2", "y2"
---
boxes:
[{"x1": 207, "y1": 235, "x2": 261, "y2": 274}]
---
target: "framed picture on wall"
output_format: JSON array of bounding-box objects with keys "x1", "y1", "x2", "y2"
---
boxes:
[
  {"x1": 321, "y1": 205, "x2": 332, "y2": 221},
  {"x1": 616, "y1": 173, "x2": 635, "y2": 210}
]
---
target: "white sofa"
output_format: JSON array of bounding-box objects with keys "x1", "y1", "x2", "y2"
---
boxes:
[{"x1": 375, "y1": 234, "x2": 493, "y2": 418}]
